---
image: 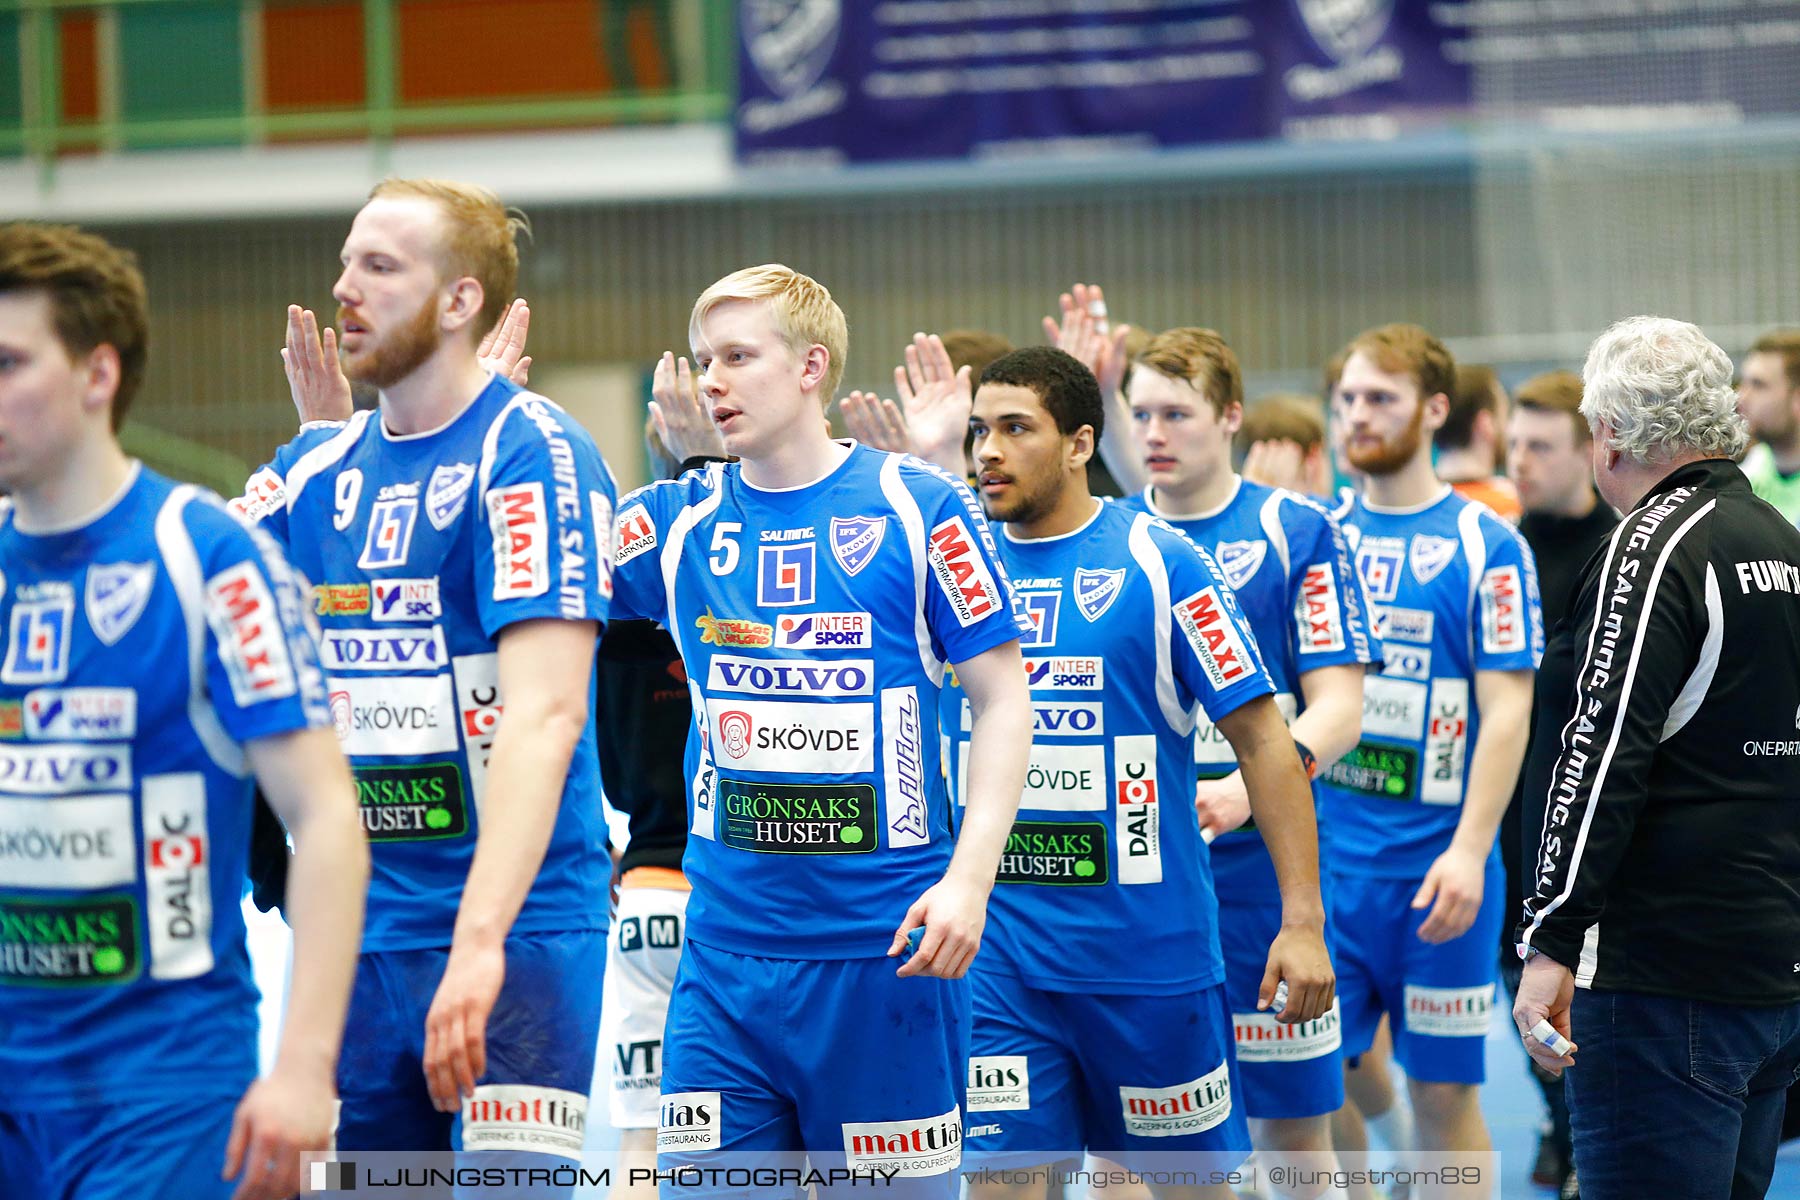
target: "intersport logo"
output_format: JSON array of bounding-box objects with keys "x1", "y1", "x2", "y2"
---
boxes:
[{"x1": 705, "y1": 655, "x2": 873, "y2": 697}]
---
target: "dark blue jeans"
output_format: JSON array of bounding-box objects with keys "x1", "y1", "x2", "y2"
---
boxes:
[{"x1": 1567, "y1": 988, "x2": 1800, "y2": 1199}]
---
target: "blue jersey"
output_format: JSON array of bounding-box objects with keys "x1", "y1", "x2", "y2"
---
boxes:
[
  {"x1": 944, "y1": 500, "x2": 1276, "y2": 994},
  {"x1": 235, "y1": 376, "x2": 616, "y2": 950},
  {"x1": 0, "y1": 465, "x2": 329, "y2": 1107},
  {"x1": 1120, "y1": 480, "x2": 1381, "y2": 904},
  {"x1": 1323, "y1": 486, "x2": 1543, "y2": 878},
  {"x1": 609, "y1": 444, "x2": 1028, "y2": 960}
]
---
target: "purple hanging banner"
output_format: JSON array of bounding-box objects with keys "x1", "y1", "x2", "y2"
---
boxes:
[{"x1": 735, "y1": 1, "x2": 1267, "y2": 166}]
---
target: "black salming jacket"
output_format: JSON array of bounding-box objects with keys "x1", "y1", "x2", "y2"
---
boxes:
[{"x1": 1518, "y1": 458, "x2": 1800, "y2": 1004}]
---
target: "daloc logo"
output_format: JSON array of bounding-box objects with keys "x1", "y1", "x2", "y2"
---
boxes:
[
  {"x1": 743, "y1": 0, "x2": 842, "y2": 97},
  {"x1": 1296, "y1": 0, "x2": 1394, "y2": 63}
]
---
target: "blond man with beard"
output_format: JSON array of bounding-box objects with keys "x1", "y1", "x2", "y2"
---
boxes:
[{"x1": 1320, "y1": 325, "x2": 1541, "y2": 1199}]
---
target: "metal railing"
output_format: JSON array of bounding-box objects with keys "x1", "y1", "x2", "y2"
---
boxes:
[{"x1": 1, "y1": 0, "x2": 735, "y2": 161}]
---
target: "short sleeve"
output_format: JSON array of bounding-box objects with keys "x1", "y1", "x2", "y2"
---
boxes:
[
  {"x1": 1473, "y1": 516, "x2": 1545, "y2": 672},
  {"x1": 1166, "y1": 532, "x2": 1276, "y2": 722},
  {"x1": 226, "y1": 422, "x2": 349, "y2": 546},
  {"x1": 1285, "y1": 497, "x2": 1383, "y2": 670},
  {"x1": 919, "y1": 476, "x2": 1032, "y2": 666},
  {"x1": 609, "y1": 484, "x2": 671, "y2": 625},
  {"x1": 474, "y1": 399, "x2": 615, "y2": 638},
  {"x1": 193, "y1": 511, "x2": 331, "y2": 744}
]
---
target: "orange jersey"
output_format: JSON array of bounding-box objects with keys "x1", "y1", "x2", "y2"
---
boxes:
[{"x1": 1451, "y1": 475, "x2": 1522, "y2": 522}]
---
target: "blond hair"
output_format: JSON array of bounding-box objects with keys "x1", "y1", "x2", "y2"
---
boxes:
[
  {"x1": 690, "y1": 264, "x2": 849, "y2": 403},
  {"x1": 368, "y1": 178, "x2": 523, "y2": 340}
]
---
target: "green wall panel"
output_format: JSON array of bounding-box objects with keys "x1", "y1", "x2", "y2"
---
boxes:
[{"x1": 119, "y1": 2, "x2": 241, "y2": 135}]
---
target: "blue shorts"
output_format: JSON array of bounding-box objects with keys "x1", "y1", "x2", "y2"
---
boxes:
[
  {"x1": 658, "y1": 939, "x2": 969, "y2": 1198},
  {"x1": 1328, "y1": 856, "x2": 1503, "y2": 1085},
  {"x1": 1218, "y1": 897, "x2": 1345, "y2": 1119},
  {"x1": 964, "y1": 970, "x2": 1251, "y2": 1173},
  {"x1": 335, "y1": 929, "x2": 605, "y2": 1158},
  {"x1": 0, "y1": 1096, "x2": 237, "y2": 1200}
]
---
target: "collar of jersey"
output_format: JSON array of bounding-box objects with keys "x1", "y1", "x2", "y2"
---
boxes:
[
  {"x1": 737, "y1": 440, "x2": 858, "y2": 494},
  {"x1": 377, "y1": 371, "x2": 498, "y2": 443},
  {"x1": 10, "y1": 459, "x2": 142, "y2": 538},
  {"x1": 1003, "y1": 496, "x2": 1104, "y2": 544},
  {"x1": 1142, "y1": 474, "x2": 1241, "y2": 522},
  {"x1": 1360, "y1": 482, "x2": 1453, "y2": 516}
]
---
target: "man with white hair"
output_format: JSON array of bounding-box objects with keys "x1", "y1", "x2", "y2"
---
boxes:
[{"x1": 1514, "y1": 316, "x2": 1800, "y2": 1200}]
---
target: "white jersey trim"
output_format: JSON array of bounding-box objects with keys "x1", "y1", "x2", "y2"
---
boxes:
[
  {"x1": 1455, "y1": 502, "x2": 1489, "y2": 660},
  {"x1": 880, "y1": 456, "x2": 946, "y2": 685},
  {"x1": 476, "y1": 388, "x2": 566, "y2": 499},
  {"x1": 283, "y1": 410, "x2": 372, "y2": 513},
  {"x1": 155, "y1": 486, "x2": 248, "y2": 776},
  {"x1": 1127, "y1": 513, "x2": 1196, "y2": 736},
  {"x1": 1258, "y1": 488, "x2": 1292, "y2": 578},
  {"x1": 1659, "y1": 562, "x2": 1722, "y2": 743}
]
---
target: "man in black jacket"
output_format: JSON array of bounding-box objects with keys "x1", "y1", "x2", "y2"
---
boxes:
[
  {"x1": 1515, "y1": 316, "x2": 1800, "y2": 1200},
  {"x1": 1499, "y1": 370, "x2": 1617, "y2": 1197}
]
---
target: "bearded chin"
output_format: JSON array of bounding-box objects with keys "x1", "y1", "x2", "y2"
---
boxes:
[
  {"x1": 1348, "y1": 408, "x2": 1426, "y2": 476},
  {"x1": 345, "y1": 301, "x2": 441, "y2": 390}
]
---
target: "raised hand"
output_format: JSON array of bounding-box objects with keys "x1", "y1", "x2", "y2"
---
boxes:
[
  {"x1": 894, "y1": 332, "x2": 975, "y2": 476},
  {"x1": 280, "y1": 304, "x2": 353, "y2": 424},
  {"x1": 649, "y1": 351, "x2": 726, "y2": 464},
  {"x1": 477, "y1": 298, "x2": 533, "y2": 385},
  {"x1": 1041, "y1": 282, "x2": 1131, "y2": 399},
  {"x1": 839, "y1": 390, "x2": 911, "y2": 453}
]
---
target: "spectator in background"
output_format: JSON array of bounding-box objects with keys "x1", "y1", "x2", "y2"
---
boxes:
[
  {"x1": 1736, "y1": 329, "x2": 1800, "y2": 523},
  {"x1": 1438, "y1": 364, "x2": 1522, "y2": 521},
  {"x1": 1499, "y1": 369, "x2": 1616, "y2": 1200},
  {"x1": 1515, "y1": 316, "x2": 1800, "y2": 1200},
  {"x1": 1237, "y1": 391, "x2": 1334, "y2": 499}
]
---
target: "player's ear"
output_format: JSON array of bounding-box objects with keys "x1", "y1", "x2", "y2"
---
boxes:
[
  {"x1": 81, "y1": 343, "x2": 122, "y2": 423},
  {"x1": 1422, "y1": 390, "x2": 1450, "y2": 433},
  {"x1": 442, "y1": 276, "x2": 485, "y2": 336},
  {"x1": 1220, "y1": 400, "x2": 1243, "y2": 437},
  {"x1": 798, "y1": 343, "x2": 830, "y2": 395},
  {"x1": 1068, "y1": 424, "x2": 1095, "y2": 469}
]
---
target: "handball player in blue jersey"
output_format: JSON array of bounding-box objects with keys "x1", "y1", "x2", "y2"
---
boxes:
[
  {"x1": 1119, "y1": 329, "x2": 1380, "y2": 1198},
  {"x1": 1322, "y1": 325, "x2": 1541, "y2": 1181},
  {"x1": 607, "y1": 265, "x2": 1033, "y2": 1197},
  {"x1": 234, "y1": 180, "x2": 617, "y2": 1167},
  {"x1": 947, "y1": 347, "x2": 1333, "y2": 1200},
  {"x1": 0, "y1": 222, "x2": 366, "y2": 1200}
]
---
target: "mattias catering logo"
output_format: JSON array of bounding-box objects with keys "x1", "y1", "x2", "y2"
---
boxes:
[
  {"x1": 1296, "y1": 0, "x2": 1393, "y2": 63},
  {"x1": 743, "y1": 0, "x2": 841, "y2": 97}
]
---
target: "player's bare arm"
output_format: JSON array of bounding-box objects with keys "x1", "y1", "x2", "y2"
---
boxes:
[
  {"x1": 1217, "y1": 694, "x2": 1334, "y2": 1023},
  {"x1": 226, "y1": 726, "x2": 366, "y2": 1200},
  {"x1": 1195, "y1": 661, "x2": 1366, "y2": 838},
  {"x1": 893, "y1": 638, "x2": 1031, "y2": 980},
  {"x1": 423, "y1": 616, "x2": 598, "y2": 1111},
  {"x1": 1413, "y1": 667, "x2": 1533, "y2": 944}
]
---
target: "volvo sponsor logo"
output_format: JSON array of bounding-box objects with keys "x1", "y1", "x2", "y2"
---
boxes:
[
  {"x1": 705, "y1": 655, "x2": 873, "y2": 697},
  {"x1": 0, "y1": 744, "x2": 131, "y2": 795},
  {"x1": 319, "y1": 628, "x2": 448, "y2": 672}
]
